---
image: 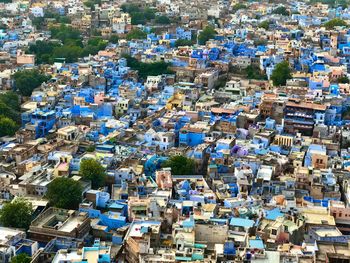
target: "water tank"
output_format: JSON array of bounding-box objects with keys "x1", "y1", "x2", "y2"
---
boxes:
[
  {"x1": 97, "y1": 192, "x2": 110, "y2": 208},
  {"x1": 238, "y1": 207, "x2": 248, "y2": 218}
]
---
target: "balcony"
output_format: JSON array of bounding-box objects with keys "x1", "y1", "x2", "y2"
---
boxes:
[{"x1": 284, "y1": 117, "x2": 314, "y2": 125}]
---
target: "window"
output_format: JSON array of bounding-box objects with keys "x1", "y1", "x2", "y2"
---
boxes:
[{"x1": 271, "y1": 229, "x2": 277, "y2": 235}]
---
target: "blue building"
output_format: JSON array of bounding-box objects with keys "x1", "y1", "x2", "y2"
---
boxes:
[
  {"x1": 304, "y1": 144, "x2": 327, "y2": 167},
  {"x1": 179, "y1": 124, "x2": 208, "y2": 147},
  {"x1": 22, "y1": 110, "x2": 56, "y2": 138}
]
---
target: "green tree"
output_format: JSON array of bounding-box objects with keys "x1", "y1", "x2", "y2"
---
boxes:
[
  {"x1": 59, "y1": 16, "x2": 71, "y2": 24},
  {"x1": 198, "y1": 26, "x2": 216, "y2": 45},
  {"x1": 10, "y1": 254, "x2": 31, "y2": 263},
  {"x1": 0, "y1": 92, "x2": 20, "y2": 123},
  {"x1": 0, "y1": 102, "x2": 20, "y2": 123},
  {"x1": 108, "y1": 137, "x2": 117, "y2": 144},
  {"x1": 13, "y1": 70, "x2": 50, "y2": 96},
  {"x1": 175, "y1": 39, "x2": 193, "y2": 47},
  {"x1": 83, "y1": 0, "x2": 101, "y2": 10},
  {"x1": 0, "y1": 198, "x2": 33, "y2": 229},
  {"x1": 121, "y1": 3, "x2": 140, "y2": 13},
  {"x1": 82, "y1": 37, "x2": 107, "y2": 56},
  {"x1": 324, "y1": 18, "x2": 347, "y2": 29},
  {"x1": 29, "y1": 36, "x2": 106, "y2": 64},
  {"x1": 31, "y1": 17, "x2": 44, "y2": 30},
  {"x1": 0, "y1": 22, "x2": 7, "y2": 30},
  {"x1": 109, "y1": 34, "x2": 119, "y2": 44},
  {"x1": 338, "y1": 75, "x2": 349, "y2": 83},
  {"x1": 309, "y1": 0, "x2": 347, "y2": 8},
  {"x1": 254, "y1": 39, "x2": 268, "y2": 46},
  {"x1": 82, "y1": 45, "x2": 99, "y2": 56},
  {"x1": 50, "y1": 24, "x2": 82, "y2": 44},
  {"x1": 91, "y1": 29, "x2": 102, "y2": 36},
  {"x1": 126, "y1": 28, "x2": 147, "y2": 40},
  {"x1": 29, "y1": 40, "x2": 60, "y2": 64},
  {"x1": 52, "y1": 44, "x2": 83, "y2": 63},
  {"x1": 338, "y1": 0, "x2": 348, "y2": 9},
  {"x1": 232, "y1": 3, "x2": 247, "y2": 11},
  {"x1": 259, "y1": 20, "x2": 271, "y2": 30},
  {"x1": 124, "y1": 55, "x2": 173, "y2": 79},
  {"x1": 122, "y1": 4, "x2": 155, "y2": 25},
  {"x1": 0, "y1": 91, "x2": 20, "y2": 111},
  {"x1": 161, "y1": 155, "x2": 195, "y2": 175},
  {"x1": 46, "y1": 177, "x2": 83, "y2": 209},
  {"x1": 0, "y1": 116, "x2": 18, "y2": 137},
  {"x1": 144, "y1": 8, "x2": 155, "y2": 20},
  {"x1": 131, "y1": 12, "x2": 146, "y2": 25},
  {"x1": 86, "y1": 37, "x2": 107, "y2": 49},
  {"x1": 86, "y1": 145, "x2": 96, "y2": 152},
  {"x1": 271, "y1": 61, "x2": 292, "y2": 86},
  {"x1": 214, "y1": 78, "x2": 227, "y2": 89},
  {"x1": 84, "y1": 1, "x2": 94, "y2": 8},
  {"x1": 245, "y1": 65, "x2": 267, "y2": 80},
  {"x1": 44, "y1": 11, "x2": 60, "y2": 20},
  {"x1": 272, "y1": 6, "x2": 289, "y2": 15},
  {"x1": 155, "y1": 15, "x2": 171, "y2": 24},
  {"x1": 79, "y1": 159, "x2": 106, "y2": 189}
]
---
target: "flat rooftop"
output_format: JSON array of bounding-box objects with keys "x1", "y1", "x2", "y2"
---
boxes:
[
  {"x1": 31, "y1": 208, "x2": 88, "y2": 234},
  {"x1": 129, "y1": 221, "x2": 161, "y2": 238},
  {"x1": 0, "y1": 227, "x2": 24, "y2": 244}
]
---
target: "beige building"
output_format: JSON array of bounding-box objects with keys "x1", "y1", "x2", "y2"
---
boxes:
[
  {"x1": 57, "y1": 126, "x2": 78, "y2": 141},
  {"x1": 28, "y1": 208, "x2": 90, "y2": 242},
  {"x1": 16, "y1": 50, "x2": 35, "y2": 65}
]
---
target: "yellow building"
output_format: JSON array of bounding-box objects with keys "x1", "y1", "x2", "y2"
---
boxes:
[{"x1": 166, "y1": 93, "x2": 184, "y2": 110}]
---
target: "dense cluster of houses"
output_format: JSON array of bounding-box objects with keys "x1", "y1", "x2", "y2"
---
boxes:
[{"x1": 1, "y1": 0, "x2": 350, "y2": 262}]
